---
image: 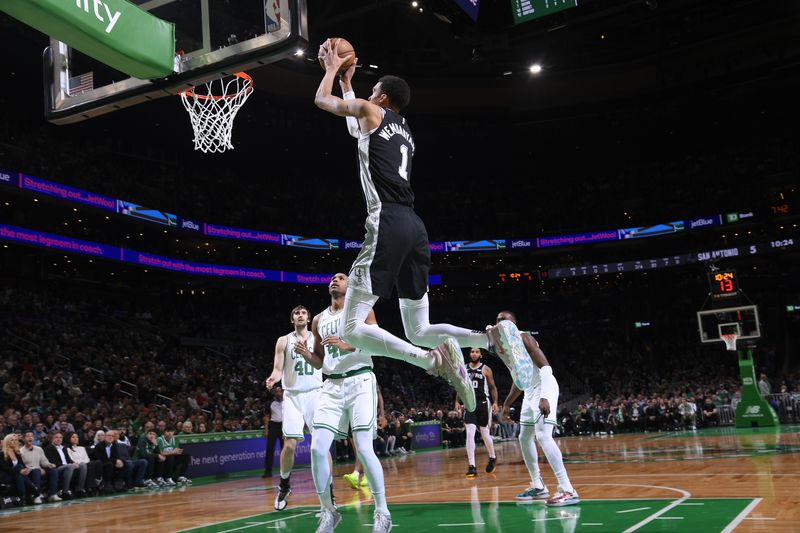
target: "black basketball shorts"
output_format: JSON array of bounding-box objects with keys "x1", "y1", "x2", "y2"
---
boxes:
[
  {"x1": 349, "y1": 203, "x2": 431, "y2": 300},
  {"x1": 464, "y1": 401, "x2": 490, "y2": 428}
]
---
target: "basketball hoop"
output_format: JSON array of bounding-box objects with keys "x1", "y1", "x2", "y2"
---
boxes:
[
  {"x1": 179, "y1": 72, "x2": 253, "y2": 153},
  {"x1": 721, "y1": 333, "x2": 738, "y2": 351}
]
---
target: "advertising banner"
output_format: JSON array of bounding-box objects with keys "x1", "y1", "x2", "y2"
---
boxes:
[
  {"x1": 177, "y1": 431, "x2": 313, "y2": 478},
  {"x1": 0, "y1": 0, "x2": 174, "y2": 79},
  {"x1": 0, "y1": 224, "x2": 119, "y2": 259},
  {"x1": 118, "y1": 199, "x2": 177, "y2": 226},
  {"x1": 21, "y1": 174, "x2": 116, "y2": 211},
  {"x1": 537, "y1": 230, "x2": 618, "y2": 248},
  {"x1": 0, "y1": 168, "x2": 19, "y2": 187},
  {"x1": 410, "y1": 421, "x2": 441, "y2": 450},
  {"x1": 205, "y1": 224, "x2": 282, "y2": 244},
  {"x1": 686, "y1": 215, "x2": 722, "y2": 231}
]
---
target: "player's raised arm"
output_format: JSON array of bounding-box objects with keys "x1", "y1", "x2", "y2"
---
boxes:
[
  {"x1": 315, "y1": 40, "x2": 380, "y2": 124},
  {"x1": 266, "y1": 335, "x2": 286, "y2": 389},
  {"x1": 339, "y1": 61, "x2": 361, "y2": 138}
]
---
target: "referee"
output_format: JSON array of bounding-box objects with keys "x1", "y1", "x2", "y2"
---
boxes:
[{"x1": 263, "y1": 386, "x2": 284, "y2": 478}]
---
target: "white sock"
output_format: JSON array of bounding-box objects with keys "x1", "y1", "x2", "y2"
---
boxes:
[
  {"x1": 342, "y1": 288, "x2": 433, "y2": 371},
  {"x1": 311, "y1": 428, "x2": 336, "y2": 510},
  {"x1": 537, "y1": 425, "x2": 574, "y2": 494},
  {"x1": 519, "y1": 425, "x2": 543, "y2": 488},
  {"x1": 466, "y1": 423, "x2": 477, "y2": 465},
  {"x1": 280, "y1": 471, "x2": 290, "y2": 480},
  {"x1": 479, "y1": 425, "x2": 496, "y2": 459},
  {"x1": 354, "y1": 430, "x2": 388, "y2": 513},
  {"x1": 399, "y1": 294, "x2": 489, "y2": 349}
]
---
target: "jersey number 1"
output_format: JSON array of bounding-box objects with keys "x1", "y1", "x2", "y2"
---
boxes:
[{"x1": 398, "y1": 144, "x2": 409, "y2": 180}]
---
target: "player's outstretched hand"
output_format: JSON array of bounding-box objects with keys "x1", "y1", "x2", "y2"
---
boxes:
[
  {"x1": 318, "y1": 38, "x2": 346, "y2": 73},
  {"x1": 340, "y1": 57, "x2": 358, "y2": 83}
]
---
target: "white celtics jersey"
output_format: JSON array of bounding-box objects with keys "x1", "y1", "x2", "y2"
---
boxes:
[
  {"x1": 525, "y1": 364, "x2": 542, "y2": 394},
  {"x1": 524, "y1": 332, "x2": 543, "y2": 394},
  {"x1": 318, "y1": 306, "x2": 373, "y2": 375},
  {"x1": 282, "y1": 332, "x2": 322, "y2": 392}
]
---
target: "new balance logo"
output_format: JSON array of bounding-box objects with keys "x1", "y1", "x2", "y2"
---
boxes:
[{"x1": 744, "y1": 405, "x2": 761, "y2": 415}]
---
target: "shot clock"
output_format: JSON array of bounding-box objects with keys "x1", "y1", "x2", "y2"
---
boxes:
[{"x1": 708, "y1": 270, "x2": 739, "y2": 298}]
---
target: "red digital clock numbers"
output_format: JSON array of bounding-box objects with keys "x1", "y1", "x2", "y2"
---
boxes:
[
  {"x1": 498, "y1": 272, "x2": 535, "y2": 283},
  {"x1": 708, "y1": 270, "x2": 739, "y2": 297}
]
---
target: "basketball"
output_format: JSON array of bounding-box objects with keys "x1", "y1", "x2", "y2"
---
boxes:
[{"x1": 319, "y1": 37, "x2": 356, "y2": 74}]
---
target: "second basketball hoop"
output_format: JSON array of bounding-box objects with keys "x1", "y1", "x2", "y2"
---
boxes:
[{"x1": 180, "y1": 72, "x2": 254, "y2": 153}]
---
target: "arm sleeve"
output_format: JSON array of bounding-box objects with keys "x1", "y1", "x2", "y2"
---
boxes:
[
  {"x1": 343, "y1": 91, "x2": 360, "y2": 138},
  {"x1": 539, "y1": 365, "x2": 559, "y2": 403}
]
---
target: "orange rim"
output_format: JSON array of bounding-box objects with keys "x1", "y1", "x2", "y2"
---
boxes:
[{"x1": 180, "y1": 72, "x2": 253, "y2": 101}]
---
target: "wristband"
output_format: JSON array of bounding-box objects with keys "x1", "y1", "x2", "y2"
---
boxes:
[{"x1": 539, "y1": 365, "x2": 558, "y2": 403}]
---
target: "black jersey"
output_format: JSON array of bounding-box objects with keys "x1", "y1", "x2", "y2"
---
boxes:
[
  {"x1": 357, "y1": 108, "x2": 416, "y2": 211},
  {"x1": 468, "y1": 363, "x2": 490, "y2": 404}
]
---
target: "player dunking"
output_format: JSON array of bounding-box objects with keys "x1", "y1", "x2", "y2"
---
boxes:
[
  {"x1": 314, "y1": 40, "x2": 533, "y2": 410},
  {"x1": 456, "y1": 348, "x2": 499, "y2": 478},
  {"x1": 293, "y1": 273, "x2": 392, "y2": 533},
  {"x1": 265, "y1": 306, "x2": 322, "y2": 511},
  {"x1": 498, "y1": 311, "x2": 579, "y2": 507}
]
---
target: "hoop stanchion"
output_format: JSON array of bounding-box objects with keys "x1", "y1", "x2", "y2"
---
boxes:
[{"x1": 180, "y1": 72, "x2": 253, "y2": 153}]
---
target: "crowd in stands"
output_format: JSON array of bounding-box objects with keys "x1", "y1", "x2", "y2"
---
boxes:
[{"x1": 1, "y1": 257, "x2": 798, "y2": 507}]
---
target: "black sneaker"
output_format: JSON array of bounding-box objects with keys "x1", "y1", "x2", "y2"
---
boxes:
[
  {"x1": 466, "y1": 465, "x2": 478, "y2": 478},
  {"x1": 486, "y1": 457, "x2": 497, "y2": 473},
  {"x1": 274, "y1": 475, "x2": 291, "y2": 511}
]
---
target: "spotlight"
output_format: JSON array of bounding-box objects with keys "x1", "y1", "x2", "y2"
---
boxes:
[
  {"x1": 412, "y1": 1, "x2": 418, "y2": 6},
  {"x1": 294, "y1": 48, "x2": 305, "y2": 57},
  {"x1": 529, "y1": 64, "x2": 542, "y2": 74}
]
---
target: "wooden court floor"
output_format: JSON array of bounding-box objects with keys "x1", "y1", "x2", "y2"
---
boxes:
[{"x1": 2, "y1": 425, "x2": 798, "y2": 532}]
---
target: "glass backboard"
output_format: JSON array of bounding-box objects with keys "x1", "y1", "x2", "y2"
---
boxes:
[{"x1": 43, "y1": 0, "x2": 307, "y2": 124}]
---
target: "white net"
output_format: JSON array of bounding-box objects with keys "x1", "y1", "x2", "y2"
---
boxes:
[
  {"x1": 721, "y1": 333, "x2": 738, "y2": 351},
  {"x1": 180, "y1": 72, "x2": 253, "y2": 153}
]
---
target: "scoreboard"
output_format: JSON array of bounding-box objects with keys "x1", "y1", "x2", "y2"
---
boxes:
[{"x1": 512, "y1": 0, "x2": 578, "y2": 24}]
